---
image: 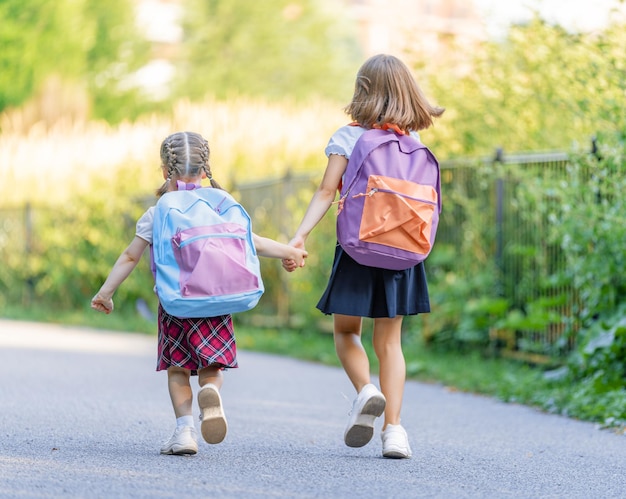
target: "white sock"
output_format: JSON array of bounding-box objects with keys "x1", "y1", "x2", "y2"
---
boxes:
[{"x1": 176, "y1": 415, "x2": 195, "y2": 429}]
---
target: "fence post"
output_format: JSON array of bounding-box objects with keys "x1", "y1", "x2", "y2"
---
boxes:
[
  {"x1": 494, "y1": 148, "x2": 504, "y2": 297},
  {"x1": 24, "y1": 202, "x2": 34, "y2": 306},
  {"x1": 277, "y1": 170, "x2": 293, "y2": 325}
]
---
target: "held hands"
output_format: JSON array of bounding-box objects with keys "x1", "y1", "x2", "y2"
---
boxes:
[
  {"x1": 282, "y1": 236, "x2": 307, "y2": 273},
  {"x1": 91, "y1": 292, "x2": 114, "y2": 314}
]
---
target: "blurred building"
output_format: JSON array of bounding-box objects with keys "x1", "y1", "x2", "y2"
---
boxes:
[
  {"x1": 131, "y1": 0, "x2": 487, "y2": 98},
  {"x1": 131, "y1": 0, "x2": 183, "y2": 100},
  {"x1": 344, "y1": 0, "x2": 487, "y2": 68}
]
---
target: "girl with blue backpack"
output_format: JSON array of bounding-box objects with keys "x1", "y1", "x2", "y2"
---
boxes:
[
  {"x1": 283, "y1": 54, "x2": 444, "y2": 459},
  {"x1": 91, "y1": 131, "x2": 306, "y2": 456}
]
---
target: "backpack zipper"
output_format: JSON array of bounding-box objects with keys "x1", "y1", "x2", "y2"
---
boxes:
[
  {"x1": 353, "y1": 187, "x2": 437, "y2": 207},
  {"x1": 174, "y1": 232, "x2": 245, "y2": 248}
]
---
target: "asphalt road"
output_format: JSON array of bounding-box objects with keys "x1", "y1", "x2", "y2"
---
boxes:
[{"x1": 1, "y1": 319, "x2": 625, "y2": 498}]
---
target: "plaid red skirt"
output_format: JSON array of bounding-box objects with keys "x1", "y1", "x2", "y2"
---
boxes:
[{"x1": 157, "y1": 305, "x2": 238, "y2": 374}]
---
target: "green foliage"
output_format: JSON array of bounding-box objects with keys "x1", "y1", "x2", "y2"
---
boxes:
[
  {"x1": 524, "y1": 304, "x2": 626, "y2": 427},
  {"x1": 236, "y1": 325, "x2": 339, "y2": 366},
  {"x1": 82, "y1": 0, "x2": 152, "y2": 122},
  {"x1": 417, "y1": 160, "x2": 507, "y2": 348},
  {"x1": 541, "y1": 146, "x2": 626, "y2": 324},
  {"x1": 426, "y1": 16, "x2": 626, "y2": 157},
  {"x1": 0, "y1": 0, "x2": 150, "y2": 122},
  {"x1": 280, "y1": 189, "x2": 337, "y2": 319},
  {"x1": 0, "y1": 0, "x2": 86, "y2": 110},
  {"x1": 176, "y1": 0, "x2": 361, "y2": 102},
  {"x1": 424, "y1": 252, "x2": 507, "y2": 349},
  {"x1": 236, "y1": 180, "x2": 338, "y2": 322},
  {"x1": 414, "y1": 138, "x2": 626, "y2": 425},
  {"x1": 571, "y1": 306, "x2": 626, "y2": 391},
  {"x1": 421, "y1": 136, "x2": 626, "y2": 367},
  {"x1": 0, "y1": 191, "x2": 157, "y2": 317},
  {"x1": 0, "y1": 302, "x2": 156, "y2": 335}
]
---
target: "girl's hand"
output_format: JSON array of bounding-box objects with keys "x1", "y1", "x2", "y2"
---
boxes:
[
  {"x1": 282, "y1": 257, "x2": 304, "y2": 272},
  {"x1": 91, "y1": 293, "x2": 114, "y2": 314},
  {"x1": 282, "y1": 237, "x2": 307, "y2": 272}
]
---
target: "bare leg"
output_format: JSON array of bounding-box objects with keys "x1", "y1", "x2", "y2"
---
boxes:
[
  {"x1": 333, "y1": 314, "x2": 370, "y2": 393},
  {"x1": 161, "y1": 367, "x2": 200, "y2": 455},
  {"x1": 372, "y1": 316, "x2": 405, "y2": 429},
  {"x1": 167, "y1": 367, "x2": 193, "y2": 418},
  {"x1": 198, "y1": 366, "x2": 223, "y2": 389},
  {"x1": 197, "y1": 366, "x2": 227, "y2": 444}
]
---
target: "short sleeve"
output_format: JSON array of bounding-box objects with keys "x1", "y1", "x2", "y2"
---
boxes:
[
  {"x1": 324, "y1": 125, "x2": 367, "y2": 159},
  {"x1": 324, "y1": 125, "x2": 421, "y2": 159},
  {"x1": 135, "y1": 206, "x2": 155, "y2": 244}
]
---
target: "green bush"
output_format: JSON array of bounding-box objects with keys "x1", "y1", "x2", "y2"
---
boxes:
[{"x1": 3, "y1": 192, "x2": 157, "y2": 316}]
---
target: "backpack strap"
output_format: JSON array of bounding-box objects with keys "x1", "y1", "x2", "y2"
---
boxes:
[
  {"x1": 372, "y1": 122, "x2": 409, "y2": 136},
  {"x1": 351, "y1": 121, "x2": 409, "y2": 136},
  {"x1": 337, "y1": 128, "x2": 432, "y2": 214},
  {"x1": 341, "y1": 129, "x2": 403, "y2": 197}
]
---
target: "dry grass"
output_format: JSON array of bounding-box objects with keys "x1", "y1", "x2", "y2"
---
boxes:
[{"x1": 0, "y1": 96, "x2": 346, "y2": 205}]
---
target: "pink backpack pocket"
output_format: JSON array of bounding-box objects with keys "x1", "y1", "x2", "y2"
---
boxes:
[
  {"x1": 153, "y1": 187, "x2": 264, "y2": 318},
  {"x1": 172, "y1": 223, "x2": 260, "y2": 298}
]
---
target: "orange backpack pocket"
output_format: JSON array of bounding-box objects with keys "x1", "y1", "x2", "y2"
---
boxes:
[{"x1": 358, "y1": 175, "x2": 438, "y2": 255}]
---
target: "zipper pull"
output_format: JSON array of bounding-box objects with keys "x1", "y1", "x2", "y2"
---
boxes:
[
  {"x1": 173, "y1": 229, "x2": 182, "y2": 248},
  {"x1": 351, "y1": 188, "x2": 378, "y2": 199}
]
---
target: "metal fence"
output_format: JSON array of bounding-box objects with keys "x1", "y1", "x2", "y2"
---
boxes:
[
  {"x1": 435, "y1": 152, "x2": 577, "y2": 362},
  {"x1": 229, "y1": 150, "x2": 584, "y2": 362}
]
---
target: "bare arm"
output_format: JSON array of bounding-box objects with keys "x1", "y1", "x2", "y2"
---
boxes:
[
  {"x1": 290, "y1": 153, "x2": 347, "y2": 248},
  {"x1": 91, "y1": 236, "x2": 150, "y2": 314},
  {"x1": 253, "y1": 233, "x2": 307, "y2": 270},
  {"x1": 281, "y1": 154, "x2": 347, "y2": 272}
]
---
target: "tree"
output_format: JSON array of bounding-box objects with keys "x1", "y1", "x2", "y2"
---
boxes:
[
  {"x1": 175, "y1": 0, "x2": 362, "y2": 102},
  {"x1": 423, "y1": 16, "x2": 626, "y2": 157},
  {"x1": 0, "y1": 0, "x2": 87, "y2": 111},
  {"x1": 82, "y1": 0, "x2": 151, "y2": 122},
  {"x1": 0, "y1": 0, "x2": 150, "y2": 122}
]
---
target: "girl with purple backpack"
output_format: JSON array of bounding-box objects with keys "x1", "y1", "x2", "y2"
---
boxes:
[
  {"x1": 283, "y1": 54, "x2": 444, "y2": 458},
  {"x1": 91, "y1": 131, "x2": 307, "y2": 456}
]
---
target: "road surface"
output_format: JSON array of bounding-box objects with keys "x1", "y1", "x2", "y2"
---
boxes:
[{"x1": 0, "y1": 319, "x2": 624, "y2": 498}]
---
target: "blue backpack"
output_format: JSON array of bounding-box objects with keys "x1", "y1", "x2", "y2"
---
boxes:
[{"x1": 152, "y1": 186, "x2": 264, "y2": 318}]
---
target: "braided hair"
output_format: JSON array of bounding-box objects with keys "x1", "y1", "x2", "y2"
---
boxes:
[{"x1": 155, "y1": 131, "x2": 223, "y2": 197}]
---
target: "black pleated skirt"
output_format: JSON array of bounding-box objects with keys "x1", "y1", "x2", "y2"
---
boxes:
[{"x1": 316, "y1": 244, "x2": 431, "y2": 319}]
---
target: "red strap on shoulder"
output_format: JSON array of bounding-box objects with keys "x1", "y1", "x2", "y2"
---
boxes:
[
  {"x1": 373, "y1": 123, "x2": 409, "y2": 135},
  {"x1": 349, "y1": 121, "x2": 407, "y2": 134}
]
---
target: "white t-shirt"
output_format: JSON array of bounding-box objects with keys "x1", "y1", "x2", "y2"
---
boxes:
[
  {"x1": 325, "y1": 125, "x2": 421, "y2": 159},
  {"x1": 135, "y1": 206, "x2": 155, "y2": 244}
]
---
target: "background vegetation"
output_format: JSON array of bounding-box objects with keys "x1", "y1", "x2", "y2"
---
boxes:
[
  {"x1": 1, "y1": 0, "x2": 625, "y2": 430},
  {"x1": 177, "y1": 0, "x2": 361, "y2": 101}
]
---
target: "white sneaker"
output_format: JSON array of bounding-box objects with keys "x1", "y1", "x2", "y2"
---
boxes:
[
  {"x1": 160, "y1": 426, "x2": 198, "y2": 455},
  {"x1": 344, "y1": 384, "x2": 386, "y2": 447},
  {"x1": 198, "y1": 383, "x2": 228, "y2": 444},
  {"x1": 381, "y1": 424, "x2": 412, "y2": 459}
]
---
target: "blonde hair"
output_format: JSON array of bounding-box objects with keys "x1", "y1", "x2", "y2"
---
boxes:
[
  {"x1": 344, "y1": 54, "x2": 444, "y2": 133},
  {"x1": 156, "y1": 131, "x2": 222, "y2": 197}
]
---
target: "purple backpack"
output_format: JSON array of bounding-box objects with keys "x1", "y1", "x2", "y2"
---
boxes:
[{"x1": 336, "y1": 128, "x2": 441, "y2": 270}]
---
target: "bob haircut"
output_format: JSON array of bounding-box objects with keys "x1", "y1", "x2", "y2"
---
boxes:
[{"x1": 344, "y1": 54, "x2": 444, "y2": 132}]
